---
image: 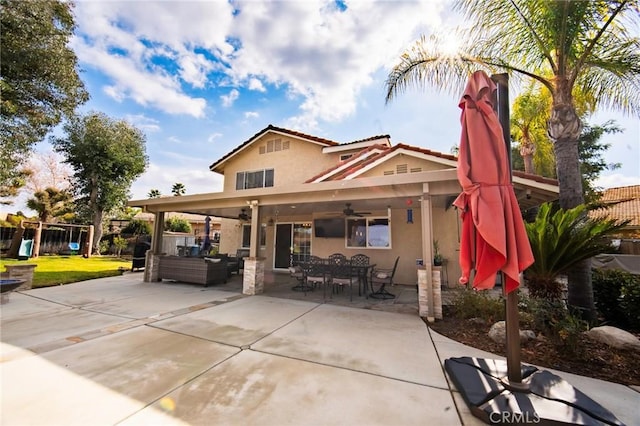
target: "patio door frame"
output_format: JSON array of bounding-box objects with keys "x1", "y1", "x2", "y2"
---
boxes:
[{"x1": 273, "y1": 222, "x2": 312, "y2": 270}]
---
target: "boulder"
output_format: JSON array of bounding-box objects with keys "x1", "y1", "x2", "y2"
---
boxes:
[
  {"x1": 586, "y1": 326, "x2": 640, "y2": 351},
  {"x1": 488, "y1": 321, "x2": 536, "y2": 344}
]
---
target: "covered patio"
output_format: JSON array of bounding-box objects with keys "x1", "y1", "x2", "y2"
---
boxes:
[{"x1": 129, "y1": 168, "x2": 557, "y2": 320}]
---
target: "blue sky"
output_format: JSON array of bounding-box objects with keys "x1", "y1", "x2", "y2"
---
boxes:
[{"x1": 12, "y1": 0, "x2": 640, "y2": 213}]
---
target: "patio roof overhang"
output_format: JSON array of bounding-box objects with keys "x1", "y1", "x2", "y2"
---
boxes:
[{"x1": 128, "y1": 168, "x2": 558, "y2": 219}]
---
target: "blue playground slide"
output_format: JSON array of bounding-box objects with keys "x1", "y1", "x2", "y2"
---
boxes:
[{"x1": 18, "y1": 239, "x2": 33, "y2": 260}]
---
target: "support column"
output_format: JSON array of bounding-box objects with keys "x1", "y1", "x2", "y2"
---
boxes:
[
  {"x1": 420, "y1": 183, "x2": 435, "y2": 322},
  {"x1": 143, "y1": 212, "x2": 165, "y2": 283},
  {"x1": 144, "y1": 252, "x2": 161, "y2": 283},
  {"x1": 152, "y1": 212, "x2": 165, "y2": 253},
  {"x1": 243, "y1": 257, "x2": 264, "y2": 295},
  {"x1": 242, "y1": 200, "x2": 264, "y2": 295}
]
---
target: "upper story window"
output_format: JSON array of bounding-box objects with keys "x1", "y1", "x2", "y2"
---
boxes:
[{"x1": 236, "y1": 169, "x2": 274, "y2": 190}]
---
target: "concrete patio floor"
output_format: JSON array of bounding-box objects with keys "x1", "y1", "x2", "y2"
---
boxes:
[{"x1": 1, "y1": 272, "x2": 638, "y2": 425}]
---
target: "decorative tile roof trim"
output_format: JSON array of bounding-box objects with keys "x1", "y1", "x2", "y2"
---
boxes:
[
  {"x1": 339, "y1": 144, "x2": 458, "y2": 181},
  {"x1": 345, "y1": 134, "x2": 391, "y2": 145},
  {"x1": 209, "y1": 124, "x2": 340, "y2": 173},
  {"x1": 306, "y1": 144, "x2": 391, "y2": 183},
  {"x1": 512, "y1": 171, "x2": 559, "y2": 186},
  {"x1": 322, "y1": 135, "x2": 392, "y2": 154}
]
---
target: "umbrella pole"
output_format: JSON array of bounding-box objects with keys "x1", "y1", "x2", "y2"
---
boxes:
[
  {"x1": 503, "y1": 273, "x2": 523, "y2": 385},
  {"x1": 492, "y1": 73, "x2": 524, "y2": 386}
]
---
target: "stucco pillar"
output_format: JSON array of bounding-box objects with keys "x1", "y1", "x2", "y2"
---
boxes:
[
  {"x1": 144, "y1": 252, "x2": 161, "y2": 283},
  {"x1": 152, "y1": 212, "x2": 165, "y2": 253},
  {"x1": 248, "y1": 200, "x2": 260, "y2": 258},
  {"x1": 418, "y1": 266, "x2": 443, "y2": 321},
  {"x1": 243, "y1": 257, "x2": 264, "y2": 295},
  {"x1": 420, "y1": 182, "x2": 435, "y2": 321}
]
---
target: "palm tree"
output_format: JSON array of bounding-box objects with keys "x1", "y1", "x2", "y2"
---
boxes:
[
  {"x1": 26, "y1": 187, "x2": 73, "y2": 222},
  {"x1": 171, "y1": 182, "x2": 185, "y2": 196},
  {"x1": 148, "y1": 189, "x2": 161, "y2": 198},
  {"x1": 511, "y1": 88, "x2": 553, "y2": 175},
  {"x1": 525, "y1": 202, "x2": 627, "y2": 301},
  {"x1": 385, "y1": 0, "x2": 639, "y2": 320}
]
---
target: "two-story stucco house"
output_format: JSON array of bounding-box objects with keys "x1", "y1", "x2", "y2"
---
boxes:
[{"x1": 129, "y1": 124, "x2": 558, "y2": 315}]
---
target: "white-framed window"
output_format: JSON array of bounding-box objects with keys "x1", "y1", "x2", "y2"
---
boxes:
[
  {"x1": 346, "y1": 217, "x2": 391, "y2": 249},
  {"x1": 236, "y1": 169, "x2": 274, "y2": 190}
]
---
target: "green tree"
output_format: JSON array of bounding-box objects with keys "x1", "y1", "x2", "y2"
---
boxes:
[
  {"x1": 510, "y1": 87, "x2": 554, "y2": 175},
  {"x1": 148, "y1": 189, "x2": 161, "y2": 198},
  {"x1": 52, "y1": 112, "x2": 148, "y2": 254},
  {"x1": 524, "y1": 202, "x2": 627, "y2": 302},
  {"x1": 385, "y1": 0, "x2": 639, "y2": 320},
  {"x1": 171, "y1": 182, "x2": 186, "y2": 196},
  {"x1": 26, "y1": 187, "x2": 73, "y2": 223},
  {"x1": 579, "y1": 121, "x2": 622, "y2": 203},
  {"x1": 0, "y1": 0, "x2": 88, "y2": 200},
  {"x1": 165, "y1": 217, "x2": 192, "y2": 233},
  {"x1": 112, "y1": 235, "x2": 128, "y2": 257},
  {"x1": 121, "y1": 219, "x2": 152, "y2": 236}
]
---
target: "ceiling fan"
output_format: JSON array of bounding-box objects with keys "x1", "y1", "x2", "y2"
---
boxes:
[
  {"x1": 342, "y1": 203, "x2": 371, "y2": 217},
  {"x1": 237, "y1": 208, "x2": 250, "y2": 221}
]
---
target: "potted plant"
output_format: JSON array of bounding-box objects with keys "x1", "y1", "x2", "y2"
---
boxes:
[{"x1": 433, "y1": 240, "x2": 444, "y2": 266}]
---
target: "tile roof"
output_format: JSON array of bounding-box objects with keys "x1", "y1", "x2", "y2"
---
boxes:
[
  {"x1": 590, "y1": 185, "x2": 640, "y2": 228},
  {"x1": 308, "y1": 141, "x2": 560, "y2": 186}
]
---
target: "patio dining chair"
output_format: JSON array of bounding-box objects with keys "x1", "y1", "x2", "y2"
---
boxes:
[
  {"x1": 369, "y1": 256, "x2": 399, "y2": 300},
  {"x1": 302, "y1": 256, "x2": 327, "y2": 295},
  {"x1": 328, "y1": 253, "x2": 347, "y2": 265},
  {"x1": 350, "y1": 254, "x2": 370, "y2": 297},
  {"x1": 329, "y1": 258, "x2": 359, "y2": 301}
]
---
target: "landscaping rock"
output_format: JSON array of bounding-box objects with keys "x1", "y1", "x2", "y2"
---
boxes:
[
  {"x1": 488, "y1": 321, "x2": 536, "y2": 344},
  {"x1": 586, "y1": 326, "x2": 640, "y2": 351}
]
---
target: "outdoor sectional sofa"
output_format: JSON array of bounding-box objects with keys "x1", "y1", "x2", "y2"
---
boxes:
[{"x1": 157, "y1": 256, "x2": 228, "y2": 286}]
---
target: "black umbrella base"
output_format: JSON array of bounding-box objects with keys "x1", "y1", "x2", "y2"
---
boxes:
[{"x1": 445, "y1": 357, "x2": 625, "y2": 425}]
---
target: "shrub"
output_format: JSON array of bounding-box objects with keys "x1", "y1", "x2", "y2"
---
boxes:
[
  {"x1": 451, "y1": 288, "x2": 505, "y2": 322},
  {"x1": 113, "y1": 236, "x2": 128, "y2": 257},
  {"x1": 620, "y1": 277, "x2": 640, "y2": 331},
  {"x1": 122, "y1": 219, "x2": 151, "y2": 235},
  {"x1": 165, "y1": 217, "x2": 191, "y2": 233},
  {"x1": 592, "y1": 269, "x2": 628, "y2": 327},
  {"x1": 520, "y1": 296, "x2": 588, "y2": 356},
  {"x1": 99, "y1": 240, "x2": 110, "y2": 255}
]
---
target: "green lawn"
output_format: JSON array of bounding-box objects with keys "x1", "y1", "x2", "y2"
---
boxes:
[{"x1": 1, "y1": 255, "x2": 132, "y2": 288}]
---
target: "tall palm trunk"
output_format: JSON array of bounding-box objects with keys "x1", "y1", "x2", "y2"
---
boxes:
[{"x1": 548, "y1": 84, "x2": 595, "y2": 320}]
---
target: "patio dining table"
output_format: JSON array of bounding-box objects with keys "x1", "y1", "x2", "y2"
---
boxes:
[{"x1": 294, "y1": 258, "x2": 376, "y2": 299}]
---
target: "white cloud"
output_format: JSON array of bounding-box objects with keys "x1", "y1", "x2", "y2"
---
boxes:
[
  {"x1": 248, "y1": 78, "x2": 266, "y2": 92},
  {"x1": 73, "y1": 37, "x2": 207, "y2": 117},
  {"x1": 72, "y1": 0, "x2": 448, "y2": 127},
  {"x1": 207, "y1": 133, "x2": 223, "y2": 143},
  {"x1": 124, "y1": 114, "x2": 161, "y2": 133},
  {"x1": 221, "y1": 89, "x2": 240, "y2": 107},
  {"x1": 227, "y1": 0, "x2": 447, "y2": 131},
  {"x1": 595, "y1": 173, "x2": 640, "y2": 189},
  {"x1": 244, "y1": 111, "x2": 259, "y2": 119}
]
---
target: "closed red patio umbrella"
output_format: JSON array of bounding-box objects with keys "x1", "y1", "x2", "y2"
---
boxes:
[
  {"x1": 445, "y1": 71, "x2": 623, "y2": 425},
  {"x1": 453, "y1": 70, "x2": 533, "y2": 293}
]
